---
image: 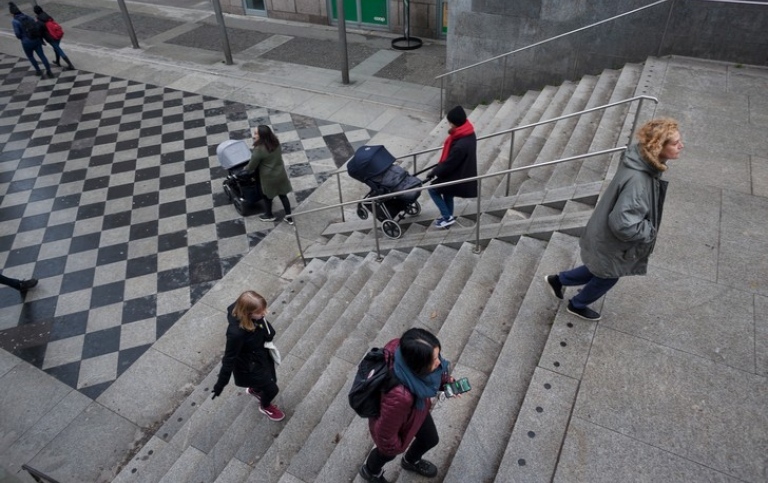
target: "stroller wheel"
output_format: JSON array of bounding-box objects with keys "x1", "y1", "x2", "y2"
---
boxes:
[
  {"x1": 382, "y1": 219, "x2": 402, "y2": 239},
  {"x1": 233, "y1": 197, "x2": 248, "y2": 216},
  {"x1": 356, "y1": 203, "x2": 369, "y2": 220},
  {"x1": 405, "y1": 201, "x2": 421, "y2": 216}
]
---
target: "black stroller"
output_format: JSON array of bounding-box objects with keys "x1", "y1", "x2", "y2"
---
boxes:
[
  {"x1": 347, "y1": 145, "x2": 423, "y2": 239},
  {"x1": 217, "y1": 140, "x2": 265, "y2": 216}
]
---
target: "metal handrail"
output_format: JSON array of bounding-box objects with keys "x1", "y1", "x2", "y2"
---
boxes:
[
  {"x1": 21, "y1": 465, "x2": 61, "y2": 483},
  {"x1": 291, "y1": 146, "x2": 626, "y2": 264},
  {"x1": 329, "y1": 94, "x2": 657, "y2": 223},
  {"x1": 435, "y1": 0, "x2": 767, "y2": 116}
]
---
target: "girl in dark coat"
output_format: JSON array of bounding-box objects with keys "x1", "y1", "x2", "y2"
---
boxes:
[
  {"x1": 211, "y1": 291, "x2": 285, "y2": 421},
  {"x1": 427, "y1": 105, "x2": 478, "y2": 228},
  {"x1": 33, "y1": 5, "x2": 74, "y2": 71},
  {"x1": 360, "y1": 328, "x2": 453, "y2": 482},
  {"x1": 244, "y1": 125, "x2": 294, "y2": 224},
  {"x1": 9, "y1": 2, "x2": 53, "y2": 78}
]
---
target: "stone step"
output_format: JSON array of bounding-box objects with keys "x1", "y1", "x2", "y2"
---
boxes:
[
  {"x1": 442, "y1": 231, "x2": 580, "y2": 483},
  {"x1": 515, "y1": 75, "x2": 599, "y2": 196}
]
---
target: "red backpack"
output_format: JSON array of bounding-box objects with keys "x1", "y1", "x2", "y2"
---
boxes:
[{"x1": 45, "y1": 18, "x2": 64, "y2": 41}]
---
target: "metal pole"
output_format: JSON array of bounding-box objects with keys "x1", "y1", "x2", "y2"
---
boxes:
[
  {"x1": 474, "y1": 179, "x2": 482, "y2": 253},
  {"x1": 293, "y1": 221, "x2": 307, "y2": 267},
  {"x1": 336, "y1": 172, "x2": 346, "y2": 222},
  {"x1": 658, "y1": 0, "x2": 676, "y2": 57},
  {"x1": 628, "y1": 98, "x2": 645, "y2": 147},
  {"x1": 371, "y1": 202, "x2": 382, "y2": 261},
  {"x1": 116, "y1": 0, "x2": 139, "y2": 49},
  {"x1": 211, "y1": 0, "x2": 233, "y2": 65},
  {"x1": 505, "y1": 132, "x2": 515, "y2": 197},
  {"x1": 337, "y1": 0, "x2": 350, "y2": 84},
  {"x1": 500, "y1": 56, "x2": 507, "y2": 100},
  {"x1": 412, "y1": 154, "x2": 418, "y2": 175},
  {"x1": 440, "y1": 77, "x2": 445, "y2": 120}
]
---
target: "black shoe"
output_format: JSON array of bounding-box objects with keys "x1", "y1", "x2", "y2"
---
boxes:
[
  {"x1": 566, "y1": 301, "x2": 601, "y2": 320},
  {"x1": 284, "y1": 215, "x2": 294, "y2": 225},
  {"x1": 259, "y1": 215, "x2": 276, "y2": 222},
  {"x1": 46, "y1": 71, "x2": 54, "y2": 79},
  {"x1": 35, "y1": 71, "x2": 43, "y2": 77},
  {"x1": 19, "y1": 279, "x2": 38, "y2": 294},
  {"x1": 359, "y1": 464, "x2": 389, "y2": 482},
  {"x1": 53, "y1": 60, "x2": 61, "y2": 67},
  {"x1": 401, "y1": 457, "x2": 438, "y2": 477},
  {"x1": 544, "y1": 275, "x2": 564, "y2": 300}
]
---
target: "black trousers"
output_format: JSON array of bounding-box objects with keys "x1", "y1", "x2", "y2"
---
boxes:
[
  {"x1": 365, "y1": 412, "x2": 439, "y2": 475},
  {"x1": 251, "y1": 380, "x2": 279, "y2": 408},
  {"x1": 264, "y1": 194, "x2": 291, "y2": 217},
  {"x1": 0, "y1": 273, "x2": 21, "y2": 290}
]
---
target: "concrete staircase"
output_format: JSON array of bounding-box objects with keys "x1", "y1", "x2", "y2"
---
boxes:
[{"x1": 113, "y1": 58, "x2": 654, "y2": 483}]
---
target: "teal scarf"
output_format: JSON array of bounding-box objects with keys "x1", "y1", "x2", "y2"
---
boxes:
[{"x1": 393, "y1": 347, "x2": 450, "y2": 410}]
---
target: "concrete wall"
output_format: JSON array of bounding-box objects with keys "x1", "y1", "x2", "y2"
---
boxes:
[{"x1": 444, "y1": 0, "x2": 768, "y2": 106}]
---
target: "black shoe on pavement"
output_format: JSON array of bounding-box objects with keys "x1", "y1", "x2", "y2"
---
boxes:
[
  {"x1": 401, "y1": 457, "x2": 438, "y2": 477},
  {"x1": 359, "y1": 464, "x2": 389, "y2": 482},
  {"x1": 19, "y1": 279, "x2": 38, "y2": 294},
  {"x1": 284, "y1": 215, "x2": 294, "y2": 225},
  {"x1": 544, "y1": 275, "x2": 564, "y2": 300},
  {"x1": 566, "y1": 301, "x2": 601, "y2": 321}
]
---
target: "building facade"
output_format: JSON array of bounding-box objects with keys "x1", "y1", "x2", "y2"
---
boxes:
[{"x1": 218, "y1": 0, "x2": 448, "y2": 39}]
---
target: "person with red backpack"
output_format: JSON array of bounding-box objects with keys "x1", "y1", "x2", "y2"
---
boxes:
[
  {"x1": 9, "y1": 2, "x2": 53, "y2": 79},
  {"x1": 33, "y1": 5, "x2": 74, "y2": 71}
]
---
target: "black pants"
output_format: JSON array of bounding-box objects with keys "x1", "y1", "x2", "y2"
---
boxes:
[
  {"x1": 0, "y1": 273, "x2": 22, "y2": 290},
  {"x1": 251, "y1": 380, "x2": 279, "y2": 408},
  {"x1": 365, "y1": 413, "x2": 439, "y2": 475},
  {"x1": 264, "y1": 194, "x2": 291, "y2": 217}
]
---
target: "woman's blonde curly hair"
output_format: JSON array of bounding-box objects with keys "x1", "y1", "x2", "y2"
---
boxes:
[
  {"x1": 232, "y1": 291, "x2": 267, "y2": 331},
  {"x1": 636, "y1": 118, "x2": 680, "y2": 172}
]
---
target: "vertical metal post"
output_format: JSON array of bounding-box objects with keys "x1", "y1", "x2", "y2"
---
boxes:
[
  {"x1": 116, "y1": 0, "x2": 140, "y2": 49},
  {"x1": 474, "y1": 179, "x2": 482, "y2": 253},
  {"x1": 500, "y1": 56, "x2": 507, "y2": 100},
  {"x1": 628, "y1": 98, "x2": 645, "y2": 147},
  {"x1": 371, "y1": 202, "x2": 382, "y2": 261},
  {"x1": 440, "y1": 77, "x2": 444, "y2": 120},
  {"x1": 412, "y1": 154, "x2": 418, "y2": 175},
  {"x1": 293, "y1": 221, "x2": 307, "y2": 267},
  {"x1": 211, "y1": 0, "x2": 233, "y2": 65},
  {"x1": 337, "y1": 0, "x2": 350, "y2": 84},
  {"x1": 658, "y1": 0, "x2": 676, "y2": 57},
  {"x1": 336, "y1": 172, "x2": 346, "y2": 222},
  {"x1": 505, "y1": 131, "x2": 515, "y2": 197}
]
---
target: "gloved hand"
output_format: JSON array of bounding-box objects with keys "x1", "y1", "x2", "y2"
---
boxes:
[
  {"x1": 425, "y1": 173, "x2": 436, "y2": 183},
  {"x1": 211, "y1": 382, "x2": 225, "y2": 400}
]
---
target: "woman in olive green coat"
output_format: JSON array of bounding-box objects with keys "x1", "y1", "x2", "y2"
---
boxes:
[{"x1": 244, "y1": 125, "x2": 294, "y2": 224}]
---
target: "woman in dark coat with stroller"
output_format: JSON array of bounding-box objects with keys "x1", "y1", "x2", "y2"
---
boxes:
[
  {"x1": 427, "y1": 105, "x2": 478, "y2": 228},
  {"x1": 211, "y1": 290, "x2": 285, "y2": 421},
  {"x1": 359, "y1": 328, "x2": 453, "y2": 482},
  {"x1": 244, "y1": 125, "x2": 294, "y2": 224}
]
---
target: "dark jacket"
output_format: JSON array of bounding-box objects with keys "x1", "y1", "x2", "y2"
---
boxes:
[
  {"x1": 35, "y1": 12, "x2": 56, "y2": 43},
  {"x1": 216, "y1": 303, "x2": 277, "y2": 389},
  {"x1": 245, "y1": 144, "x2": 293, "y2": 200},
  {"x1": 12, "y1": 13, "x2": 41, "y2": 46},
  {"x1": 579, "y1": 143, "x2": 668, "y2": 278},
  {"x1": 368, "y1": 338, "x2": 450, "y2": 457},
  {"x1": 429, "y1": 134, "x2": 478, "y2": 198}
]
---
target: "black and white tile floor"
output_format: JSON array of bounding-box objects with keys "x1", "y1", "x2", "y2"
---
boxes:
[{"x1": 0, "y1": 53, "x2": 374, "y2": 399}]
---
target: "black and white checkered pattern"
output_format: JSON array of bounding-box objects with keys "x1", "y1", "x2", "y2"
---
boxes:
[{"x1": 0, "y1": 53, "x2": 374, "y2": 399}]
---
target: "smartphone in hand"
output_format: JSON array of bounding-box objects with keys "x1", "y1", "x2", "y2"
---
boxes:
[{"x1": 443, "y1": 377, "x2": 471, "y2": 398}]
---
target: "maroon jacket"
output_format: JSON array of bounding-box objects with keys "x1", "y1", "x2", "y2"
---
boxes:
[{"x1": 368, "y1": 338, "x2": 450, "y2": 456}]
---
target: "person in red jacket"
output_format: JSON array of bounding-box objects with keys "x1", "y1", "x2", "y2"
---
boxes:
[{"x1": 360, "y1": 328, "x2": 453, "y2": 482}]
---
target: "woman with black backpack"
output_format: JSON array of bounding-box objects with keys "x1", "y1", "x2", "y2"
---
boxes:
[
  {"x1": 33, "y1": 5, "x2": 74, "y2": 71},
  {"x1": 9, "y1": 2, "x2": 53, "y2": 79},
  {"x1": 359, "y1": 328, "x2": 454, "y2": 482}
]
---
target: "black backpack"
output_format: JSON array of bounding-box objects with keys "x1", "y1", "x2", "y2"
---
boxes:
[
  {"x1": 19, "y1": 15, "x2": 41, "y2": 40},
  {"x1": 348, "y1": 347, "x2": 401, "y2": 418}
]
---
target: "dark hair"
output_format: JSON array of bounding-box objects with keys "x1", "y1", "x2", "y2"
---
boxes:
[
  {"x1": 255, "y1": 125, "x2": 280, "y2": 153},
  {"x1": 400, "y1": 328, "x2": 441, "y2": 375},
  {"x1": 9, "y1": 2, "x2": 21, "y2": 15},
  {"x1": 33, "y1": 5, "x2": 43, "y2": 14}
]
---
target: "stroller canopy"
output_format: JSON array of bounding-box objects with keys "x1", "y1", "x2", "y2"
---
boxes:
[{"x1": 347, "y1": 145, "x2": 396, "y2": 182}]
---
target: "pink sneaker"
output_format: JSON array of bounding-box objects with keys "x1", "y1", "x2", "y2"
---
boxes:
[
  {"x1": 259, "y1": 404, "x2": 285, "y2": 421},
  {"x1": 246, "y1": 388, "x2": 261, "y2": 402}
]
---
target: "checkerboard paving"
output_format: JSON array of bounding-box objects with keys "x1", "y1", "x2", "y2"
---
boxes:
[{"x1": 0, "y1": 53, "x2": 374, "y2": 399}]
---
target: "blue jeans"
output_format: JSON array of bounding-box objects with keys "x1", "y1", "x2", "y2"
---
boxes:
[
  {"x1": 558, "y1": 265, "x2": 619, "y2": 309},
  {"x1": 48, "y1": 39, "x2": 69, "y2": 63},
  {"x1": 21, "y1": 40, "x2": 51, "y2": 73},
  {"x1": 428, "y1": 188, "x2": 454, "y2": 219}
]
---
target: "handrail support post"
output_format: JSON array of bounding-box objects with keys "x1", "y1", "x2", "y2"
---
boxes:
[
  {"x1": 336, "y1": 172, "x2": 345, "y2": 222},
  {"x1": 474, "y1": 179, "x2": 482, "y2": 253},
  {"x1": 371, "y1": 202, "x2": 383, "y2": 261}
]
